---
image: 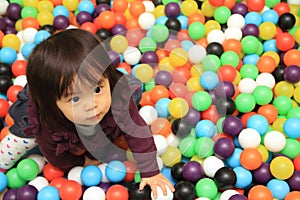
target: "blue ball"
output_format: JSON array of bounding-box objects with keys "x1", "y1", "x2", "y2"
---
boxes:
[
  {"x1": 34, "y1": 30, "x2": 51, "y2": 45},
  {"x1": 181, "y1": 40, "x2": 194, "y2": 52},
  {"x1": 267, "y1": 179, "x2": 290, "y2": 200},
  {"x1": 226, "y1": 148, "x2": 242, "y2": 168},
  {"x1": 261, "y1": 10, "x2": 279, "y2": 24},
  {"x1": 245, "y1": 12, "x2": 262, "y2": 26},
  {"x1": 283, "y1": 118, "x2": 300, "y2": 138},
  {"x1": 263, "y1": 39, "x2": 278, "y2": 52},
  {"x1": 233, "y1": 166, "x2": 252, "y2": 189},
  {"x1": 0, "y1": 47, "x2": 17, "y2": 65},
  {"x1": 247, "y1": 114, "x2": 269, "y2": 135},
  {"x1": 52, "y1": 5, "x2": 69, "y2": 18},
  {"x1": 105, "y1": 160, "x2": 126, "y2": 182},
  {"x1": 200, "y1": 71, "x2": 219, "y2": 90},
  {"x1": 177, "y1": 15, "x2": 188, "y2": 29},
  {"x1": 78, "y1": 0, "x2": 95, "y2": 14},
  {"x1": 161, "y1": 167, "x2": 176, "y2": 185},
  {"x1": 81, "y1": 165, "x2": 102, "y2": 187},
  {"x1": 0, "y1": 172, "x2": 7, "y2": 192},
  {"x1": 155, "y1": 98, "x2": 171, "y2": 118},
  {"x1": 21, "y1": 42, "x2": 36, "y2": 59},
  {"x1": 37, "y1": 186, "x2": 60, "y2": 200},
  {"x1": 156, "y1": 16, "x2": 168, "y2": 25},
  {"x1": 195, "y1": 120, "x2": 216, "y2": 138},
  {"x1": 243, "y1": 54, "x2": 259, "y2": 65}
]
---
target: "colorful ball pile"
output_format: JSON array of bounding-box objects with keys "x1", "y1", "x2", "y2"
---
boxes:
[{"x1": 1, "y1": 0, "x2": 300, "y2": 199}]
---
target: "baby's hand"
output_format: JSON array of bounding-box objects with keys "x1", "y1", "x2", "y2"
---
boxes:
[
  {"x1": 84, "y1": 155, "x2": 101, "y2": 167},
  {"x1": 139, "y1": 173, "x2": 175, "y2": 199}
]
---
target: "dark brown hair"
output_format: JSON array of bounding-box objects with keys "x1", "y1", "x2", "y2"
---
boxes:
[{"x1": 26, "y1": 29, "x2": 123, "y2": 126}]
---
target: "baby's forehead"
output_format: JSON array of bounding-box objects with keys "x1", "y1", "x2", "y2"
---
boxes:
[{"x1": 68, "y1": 76, "x2": 108, "y2": 93}]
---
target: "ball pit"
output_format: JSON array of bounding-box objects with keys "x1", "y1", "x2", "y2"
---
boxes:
[{"x1": 0, "y1": 0, "x2": 300, "y2": 199}]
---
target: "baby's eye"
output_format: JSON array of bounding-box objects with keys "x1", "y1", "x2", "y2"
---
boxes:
[
  {"x1": 71, "y1": 96, "x2": 80, "y2": 103},
  {"x1": 94, "y1": 86, "x2": 102, "y2": 94}
]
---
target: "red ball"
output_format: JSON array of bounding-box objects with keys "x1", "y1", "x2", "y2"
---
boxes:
[
  {"x1": 273, "y1": 2, "x2": 290, "y2": 16},
  {"x1": 218, "y1": 65, "x2": 237, "y2": 82},
  {"x1": 50, "y1": 177, "x2": 68, "y2": 190},
  {"x1": 11, "y1": 60, "x2": 27, "y2": 77},
  {"x1": 43, "y1": 163, "x2": 64, "y2": 182},
  {"x1": 6, "y1": 85, "x2": 23, "y2": 103},
  {"x1": 200, "y1": 105, "x2": 221, "y2": 124},
  {"x1": 0, "y1": 99, "x2": 10, "y2": 118},
  {"x1": 80, "y1": 22, "x2": 97, "y2": 34},
  {"x1": 209, "y1": 0, "x2": 224, "y2": 6},
  {"x1": 59, "y1": 180, "x2": 82, "y2": 200},
  {"x1": 247, "y1": 0, "x2": 265, "y2": 11},
  {"x1": 276, "y1": 32, "x2": 295, "y2": 51},
  {"x1": 293, "y1": 155, "x2": 300, "y2": 171},
  {"x1": 123, "y1": 160, "x2": 138, "y2": 182},
  {"x1": 106, "y1": 184, "x2": 129, "y2": 200}
]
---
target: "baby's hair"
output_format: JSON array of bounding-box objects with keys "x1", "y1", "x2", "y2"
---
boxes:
[{"x1": 26, "y1": 29, "x2": 122, "y2": 126}]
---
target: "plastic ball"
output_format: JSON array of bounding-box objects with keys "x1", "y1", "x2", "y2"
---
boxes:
[
  {"x1": 238, "y1": 128, "x2": 261, "y2": 149},
  {"x1": 233, "y1": 166, "x2": 252, "y2": 189},
  {"x1": 59, "y1": 180, "x2": 82, "y2": 200},
  {"x1": 139, "y1": 105, "x2": 158, "y2": 125},
  {"x1": 256, "y1": 72, "x2": 275, "y2": 89},
  {"x1": 270, "y1": 156, "x2": 294, "y2": 180},
  {"x1": 235, "y1": 93, "x2": 256, "y2": 113},
  {"x1": 0, "y1": 172, "x2": 7, "y2": 192},
  {"x1": 160, "y1": 146, "x2": 181, "y2": 167},
  {"x1": 285, "y1": 191, "x2": 300, "y2": 200},
  {"x1": 138, "y1": 12, "x2": 156, "y2": 30},
  {"x1": 0, "y1": 47, "x2": 17, "y2": 65},
  {"x1": 195, "y1": 178, "x2": 218, "y2": 199},
  {"x1": 141, "y1": 51, "x2": 158, "y2": 66},
  {"x1": 49, "y1": 177, "x2": 68, "y2": 190},
  {"x1": 284, "y1": 65, "x2": 300, "y2": 83},
  {"x1": 7, "y1": 85, "x2": 23, "y2": 103},
  {"x1": 252, "y1": 163, "x2": 272, "y2": 184},
  {"x1": 207, "y1": 29, "x2": 225, "y2": 44},
  {"x1": 0, "y1": 98, "x2": 10, "y2": 117},
  {"x1": 105, "y1": 160, "x2": 126, "y2": 183},
  {"x1": 263, "y1": 130, "x2": 286, "y2": 152},
  {"x1": 248, "y1": 185, "x2": 273, "y2": 200},
  {"x1": 273, "y1": 95, "x2": 293, "y2": 115},
  {"x1": 240, "y1": 148, "x2": 263, "y2": 170},
  {"x1": 168, "y1": 97, "x2": 189, "y2": 119},
  {"x1": 53, "y1": 15, "x2": 69, "y2": 30},
  {"x1": 123, "y1": 46, "x2": 141, "y2": 65},
  {"x1": 106, "y1": 184, "x2": 129, "y2": 200},
  {"x1": 128, "y1": 182, "x2": 151, "y2": 200},
  {"x1": 153, "y1": 134, "x2": 168, "y2": 155},
  {"x1": 151, "y1": 24, "x2": 169, "y2": 43},
  {"x1": 82, "y1": 186, "x2": 105, "y2": 200},
  {"x1": 17, "y1": 184, "x2": 38, "y2": 200},
  {"x1": 6, "y1": 168, "x2": 26, "y2": 189},
  {"x1": 16, "y1": 158, "x2": 39, "y2": 181},
  {"x1": 80, "y1": 165, "x2": 102, "y2": 187},
  {"x1": 182, "y1": 161, "x2": 204, "y2": 182},
  {"x1": 37, "y1": 186, "x2": 59, "y2": 200},
  {"x1": 43, "y1": 163, "x2": 64, "y2": 182},
  {"x1": 151, "y1": 185, "x2": 173, "y2": 200},
  {"x1": 283, "y1": 118, "x2": 300, "y2": 138},
  {"x1": 241, "y1": 35, "x2": 259, "y2": 54},
  {"x1": 259, "y1": 22, "x2": 276, "y2": 40},
  {"x1": 174, "y1": 181, "x2": 196, "y2": 200},
  {"x1": 252, "y1": 86, "x2": 273, "y2": 105}
]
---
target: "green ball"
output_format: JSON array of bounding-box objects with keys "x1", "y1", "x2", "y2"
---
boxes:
[
  {"x1": 134, "y1": 170, "x2": 141, "y2": 183},
  {"x1": 144, "y1": 78, "x2": 155, "y2": 91},
  {"x1": 287, "y1": 107, "x2": 300, "y2": 118},
  {"x1": 194, "y1": 137, "x2": 214, "y2": 158},
  {"x1": 17, "y1": 158, "x2": 39, "y2": 181},
  {"x1": 273, "y1": 95, "x2": 293, "y2": 115},
  {"x1": 280, "y1": 138, "x2": 300, "y2": 159},
  {"x1": 255, "y1": 41, "x2": 264, "y2": 55},
  {"x1": 21, "y1": 6, "x2": 38, "y2": 18},
  {"x1": 195, "y1": 178, "x2": 218, "y2": 199},
  {"x1": 202, "y1": 54, "x2": 221, "y2": 72},
  {"x1": 10, "y1": 0, "x2": 23, "y2": 6},
  {"x1": 179, "y1": 136, "x2": 196, "y2": 157},
  {"x1": 151, "y1": 24, "x2": 169, "y2": 43},
  {"x1": 252, "y1": 86, "x2": 273, "y2": 105},
  {"x1": 162, "y1": 0, "x2": 178, "y2": 5},
  {"x1": 241, "y1": 35, "x2": 259, "y2": 54},
  {"x1": 265, "y1": 0, "x2": 281, "y2": 8},
  {"x1": 192, "y1": 91, "x2": 212, "y2": 111},
  {"x1": 220, "y1": 51, "x2": 240, "y2": 68},
  {"x1": 235, "y1": 93, "x2": 256, "y2": 113},
  {"x1": 240, "y1": 64, "x2": 259, "y2": 79},
  {"x1": 139, "y1": 37, "x2": 157, "y2": 53},
  {"x1": 216, "y1": 117, "x2": 225, "y2": 133},
  {"x1": 213, "y1": 6, "x2": 231, "y2": 24},
  {"x1": 188, "y1": 22, "x2": 205, "y2": 40},
  {"x1": 6, "y1": 168, "x2": 26, "y2": 189}
]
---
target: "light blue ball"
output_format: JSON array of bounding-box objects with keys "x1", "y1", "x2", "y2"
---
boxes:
[
  {"x1": 247, "y1": 114, "x2": 269, "y2": 135},
  {"x1": 161, "y1": 167, "x2": 176, "y2": 185},
  {"x1": 283, "y1": 118, "x2": 300, "y2": 138},
  {"x1": 233, "y1": 166, "x2": 252, "y2": 189},
  {"x1": 34, "y1": 30, "x2": 51, "y2": 45},
  {"x1": 78, "y1": 0, "x2": 95, "y2": 14},
  {"x1": 52, "y1": 5, "x2": 69, "y2": 18},
  {"x1": 155, "y1": 98, "x2": 171, "y2": 118},
  {"x1": 105, "y1": 160, "x2": 126, "y2": 182},
  {"x1": 261, "y1": 9, "x2": 279, "y2": 24},
  {"x1": 267, "y1": 179, "x2": 290, "y2": 200},
  {"x1": 156, "y1": 16, "x2": 168, "y2": 25},
  {"x1": 21, "y1": 42, "x2": 36, "y2": 59},
  {"x1": 243, "y1": 54, "x2": 259, "y2": 65},
  {"x1": 263, "y1": 39, "x2": 278, "y2": 52},
  {"x1": 37, "y1": 186, "x2": 60, "y2": 200},
  {"x1": 195, "y1": 120, "x2": 216, "y2": 138},
  {"x1": 181, "y1": 40, "x2": 194, "y2": 52},
  {"x1": 245, "y1": 12, "x2": 262, "y2": 26},
  {"x1": 177, "y1": 15, "x2": 188, "y2": 29},
  {"x1": 0, "y1": 172, "x2": 7, "y2": 192},
  {"x1": 200, "y1": 71, "x2": 219, "y2": 90},
  {"x1": 81, "y1": 165, "x2": 102, "y2": 187},
  {"x1": 0, "y1": 47, "x2": 17, "y2": 65},
  {"x1": 226, "y1": 148, "x2": 242, "y2": 168}
]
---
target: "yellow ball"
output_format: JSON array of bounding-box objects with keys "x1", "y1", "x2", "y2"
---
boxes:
[
  {"x1": 270, "y1": 156, "x2": 294, "y2": 180},
  {"x1": 169, "y1": 48, "x2": 188, "y2": 68},
  {"x1": 205, "y1": 20, "x2": 221, "y2": 36},
  {"x1": 134, "y1": 64, "x2": 153, "y2": 83},
  {"x1": 186, "y1": 76, "x2": 202, "y2": 92},
  {"x1": 294, "y1": 85, "x2": 300, "y2": 103},
  {"x1": 37, "y1": 11, "x2": 54, "y2": 26},
  {"x1": 263, "y1": 51, "x2": 280, "y2": 65},
  {"x1": 259, "y1": 22, "x2": 277, "y2": 40},
  {"x1": 274, "y1": 81, "x2": 294, "y2": 98},
  {"x1": 201, "y1": 1, "x2": 216, "y2": 17},
  {"x1": 257, "y1": 144, "x2": 269, "y2": 162},
  {"x1": 23, "y1": 0, "x2": 38, "y2": 7},
  {"x1": 190, "y1": 64, "x2": 204, "y2": 77},
  {"x1": 271, "y1": 117, "x2": 287, "y2": 133},
  {"x1": 181, "y1": 0, "x2": 198, "y2": 17},
  {"x1": 153, "y1": 5, "x2": 165, "y2": 19},
  {"x1": 190, "y1": 155, "x2": 205, "y2": 164},
  {"x1": 168, "y1": 97, "x2": 189, "y2": 118},
  {"x1": 15, "y1": 19, "x2": 23, "y2": 32},
  {"x1": 37, "y1": 1, "x2": 54, "y2": 12},
  {"x1": 63, "y1": 0, "x2": 79, "y2": 11},
  {"x1": 295, "y1": 27, "x2": 300, "y2": 45},
  {"x1": 110, "y1": 35, "x2": 128, "y2": 53},
  {"x1": 160, "y1": 146, "x2": 182, "y2": 167},
  {"x1": 2, "y1": 34, "x2": 21, "y2": 51},
  {"x1": 159, "y1": 57, "x2": 173, "y2": 73}
]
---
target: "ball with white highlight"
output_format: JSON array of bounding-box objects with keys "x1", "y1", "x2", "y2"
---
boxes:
[
  {"x1": 67, "y1": 166, "x2": 83, "y2": 185},
  {"x1": 203, "y1": 156, "x2": 224, "y2": 178},
  {"x1": 151, "y1": 185, "x2": 174, "y2": 200},
  {"x1": 28, "y1": 176, "x2": 49, "y2": 191},
  {"x1": 83, "y1": 186, "x2": 105, "y2": 200},
  {"x1": 139, "y1": 105, "x2": 158, "y2": 125},
  {"x1": 238, "y1": 128, "x2": 261, "y2": 149},
  {"x1": 153, "y1": 134, "x2": 168, "y2": 155},
  {"x1": 264, "y1": 131, "x2": 286, "y2": 152}
]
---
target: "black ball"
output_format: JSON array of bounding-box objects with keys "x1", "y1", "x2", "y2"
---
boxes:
[
  {"x1": 96, "y1": 0, "x2": 111, "y2": 5},
  {"x1": 216, "y1": 97, "x2": 236, "y2": 116},
  {"x1": 171, "y1": 162, "x2": 185, "y2": 181},
  {"x1": 278, "y1": 12, "x2": 296, "y2": 32},
  {"x1": 165, "y1": 17, "x2": 181, "y2": 32},
  {"x1": 0, "y1": 75, "x2": 13, "y2": 93},
  {"x1": 40, "y1": 24, "x2": 55, "y2": 34},
  {"x1": 174, "y1": 181, "x2": 196, "y2": 200},
  {"x1": 214, "y1": 167, "x2": 237, "y2": 191},
  {"x1": 272, "y1": 65, "x2": 286, "y2": 82},
  {"x1": 0, "y1": 119, "x2": 4, "y2": 130},
  {"x1": 206, "y1": 42, "x2": 224, "y2": 57},
  {"x1": 96, "y1": 28, "x2": 111, "y2": 42},
  {"x1": 171, "y1": 119, "x2": 192, "y2": 138},
  {"x1": 0, "y1": 63, "x2": 12, "y2": 77},
  {"x1": 153, "y1": 0, "x2": 163, "y2": 6},
  {"x1": 129, "y1": 183, "x2": 151, "y2": 200}
]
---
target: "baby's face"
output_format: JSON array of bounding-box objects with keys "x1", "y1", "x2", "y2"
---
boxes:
[{"x1": 56, "y1": 77, "x2": 111, "y2": 125}]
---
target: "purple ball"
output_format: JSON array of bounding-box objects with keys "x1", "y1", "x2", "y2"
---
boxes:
[
  {"x1": 183, "y1": 108, "x2": 201, "y2": 127},
  {"x1": 6, "y1": 3, "x2": 22, "y2": 21},
  {"x1": 53, "y1": 15, "x2": 69, "y2": 30},
  {"x1": 214, "y1": 138, "x2": 235, "y2": 159},
  {"x1": 215, "y1": 81, "x2": 235, "y2": 98},
  {"x1": 242, "y1": 24, "x2": 259, "y2": 37},
  {"x1": 287, "y1": 170, "x2": 300, "y2": 191},
  {"x1": 111, "y1": 24, "x2": 127, "y2": 36},
  {"x1": 141, "y1": 51, "x2": 158, "y2": 66},
  {"x1": 99, "y1": 182, "x2": 111, "y2": 192},
  {"x1": 182, "y1": 161, "x2": 203, "y2": 182},
  {"x1": 154, "y1": 70, "x2": 172, "y2": 87},
  {"x1": 164, "y1": 2, "x2": 181, "y2": 18},
  {"x1": 252, "y1": 163, "x2": 272, "y2": 184},
  {"x1": 0, "y1": 18, "x2": 6, "y2": 31},
  {"x1": 231, "y1": 3, "x2": 248, "y2": 16},
  {"x1": 94, "y1": 3, "x2": 111, "y2": 18},
  {"x1": 284, "y1": 65, "x2": 300, "y2": 83},
  {"x1": 76, "y1": 11, "x2": 92, "y2": 25},
  {"x1": 2, "y1": 16, "x2": 15, "y2": 27},
  {"x1": 16, "y1": 185, "x2": 38, "y2": 200},
  {"x1": 3, "y1": 189, "x2": 18, "y2": 200},
  {"x1": 229, "y1": 194, "x2": 248, "y2": 200},
  {"x1": 108, "y1": 50, "x2": 120, "y2": 67},
  {"x1": 4, "y1": 26, "x2": 17, "y2": 34},
  {"x1": 209, "y1": 90, "x2": 217, "y2": 105},
  {"x1": 222, "y1": 116, "x2": 243, "y2": 136}
]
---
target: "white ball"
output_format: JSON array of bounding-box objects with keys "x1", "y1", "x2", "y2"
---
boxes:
[
  {"x1": 28, "y1": 176, "x2": 49, "y2": 191},
  {"x1": 98, "y1": 163, "x2": 110, "y2": 182},
  {"x1": 156, "y1": 156, "x2": 164, "y2": 170},
  {"x1": 151, "y1": 185, "x2": 174, "y2": 200},
  {"x1": 0, "y1": 0, "x2": 9, "y2": 15},
  {"x1": 188, "y1": 45, "x2": 207, "y2": 64},
  {"x1": 123, "y1": 46, "x2": 141, "y2": 65},
  {"x1": 27, "y1": 154, "x2": 46, "y2": 174},
  {"x1": 238, "y1": 128, "x2": 261, "y2": 148},
  {"x1": 143, "y1": 1, "x2": 155, "y2": 12},
  {"x1": 288, "y1": 0, "x2": 300, "y2": 5},
  {"x1": 153, "y1": 134, "x2": 168, "y2": 155},
  {"x1": 220, "y1": 189, "x2": 240, "y2": 200},
  {"x1": 13, "y1": 75, "x2": 27, "y2": 87},
  {"x1": 264, "y1": 131, "x2": 286, "y2": 152},
  {"x1": 22, "y1": 27, "x2": 38, "y2": 43},
  {"x1": 17, "y1": 31, "x2": 25, "y2": 44},
  {"x1": 83, "y1": 186, "x2": 105, "y2": 200},
  {"x1": 139, "y1": 105, "x2": 158, "y2": 125},
  {"x1": 256, "y1": 72, "x2": 275, "y2": 89},
  {"x1": 16, "y1": 52, "x2": 25, "y2": 61},
  {"x1": 166, "y1": 133, "x2": 180, "y2": 147},
  {"x1": 207, "y1": 29, "x2": 225, "y2": 44},
  {"x1": 238, "y1": 78, "x2": 257, "y2": 93},
  {"x1": 67, "y1": 166, "x2": 83, "y2": 185},
  {"x1": 227, "y1": 14, "x2": 245, "y2": 29},
  {"x1": 195, "y1": 198, "x2": 210, "y2": 200},
  {"x1": 224, "y1": 27, "x2": 243, "y2": 40},
  {"x1": 203, "y1": 156, "x2": 224, "y2": 178},
  {"x1": 138, "y1": 12, "x2": 156, "y2": 30}
]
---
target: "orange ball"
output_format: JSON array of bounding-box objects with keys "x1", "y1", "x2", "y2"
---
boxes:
[
  {"x1": 0, "y1": 99, "x2": 10, "y2": 118},
  {"x1": 22, "y1": 17, "x2": 39, "y2": 30},
  {"x1": 240, "y1": 148, "x2": 263, "y2": 170},
  {"x1": 248, "y1": 185, "x2": 273, "y2": 200},
  {"x1": 0, "y1": 126, "x2": 10, "y2": 141},
  {"x1": 68, "y1": 11, "x2": 79, "y2": 27},
  {"x1": 80, "y1": 22, "x2": 97, "y2": 34},
  {"x1": 247, "y1": 0, "x2": 265, "y2": 11},
  {"x1": 150, "y1": 85, "x2": 169, "y2": 104},
  {"x1": 59, "y1": 180, "x2": 82, "y2": 200},
  {"x1": 223, "y1": 0, "x2": 236, "y2": 9},
  {"x1": 150, "y1": 118, "x2": 171, "y2": 137},
  {"x1": 129, "y1": 1, "x2": 145, "y2": 18},
  {"x1": 256, "y1": 55, "x2": 277, "y2": 73},
  {"x1": 7, "y1": 85, "x2": 23, "y2": 103},
  {"x1": 97, "y1": 11, "x2": 116, "y2": 30},
  {"x1": 223, "y1": 39, "x2": 242, "y2": 54},
  {"x1": 257, "y1": 104, "x2": 278, "y2": 124},
  {"x1": 285, "y1": 191, "x2": 300, "y2": 200},
  {"x1": 188, "y1": 12, "x2": 205, "y2": 25},
  {"x1": 283, "y1": 49, "x2": 300, "y2": 66},
  {"x1": 43, "y1": 163, "x2": 64, "y2": 182},
  {"x1": 177, "y1": 29, "x2": 191, "y2": 41},
  {"x1": 50, "y1": 177, "x2": 68, "y2": 190},
  {"x1": 12, "y1": 60, "x2": 27, "y2": 77},
  {"x1": 0, "y1": 30, "x2": 5, "y2": 47},
  {"x1": 218, "y1": 65, "x2": 237, "y2": 82},
  {"x1": 106, "y1": 184, "x2": 129, "y2": 200},
  {"x1": 125, "y1": 17, "x2": 140, "y2": 30},
  {"x1": 172, "y1": 65, "x2": 191, "y2": 84},
  {"x1": 115, "y1": 12, "x2": 126, "y2": 25},
  {"x1": 156, "y1": 49, "x2": 169, "y2": 62},
  {"x1": 195, "y1": 37, "x2": 208, "y2": 48},
  {"x1": 112, "y1": 0, "x2": 128, "y2": 13},
  {"x1": 50, "y1": 0, "x2": 62, "y2": 6},
  {"x1": 5, "y1": 113, "x2": 14, "y2": 127},
  {"x1": 140, "y1": 91, "x2": 153, "y2": 106}
]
